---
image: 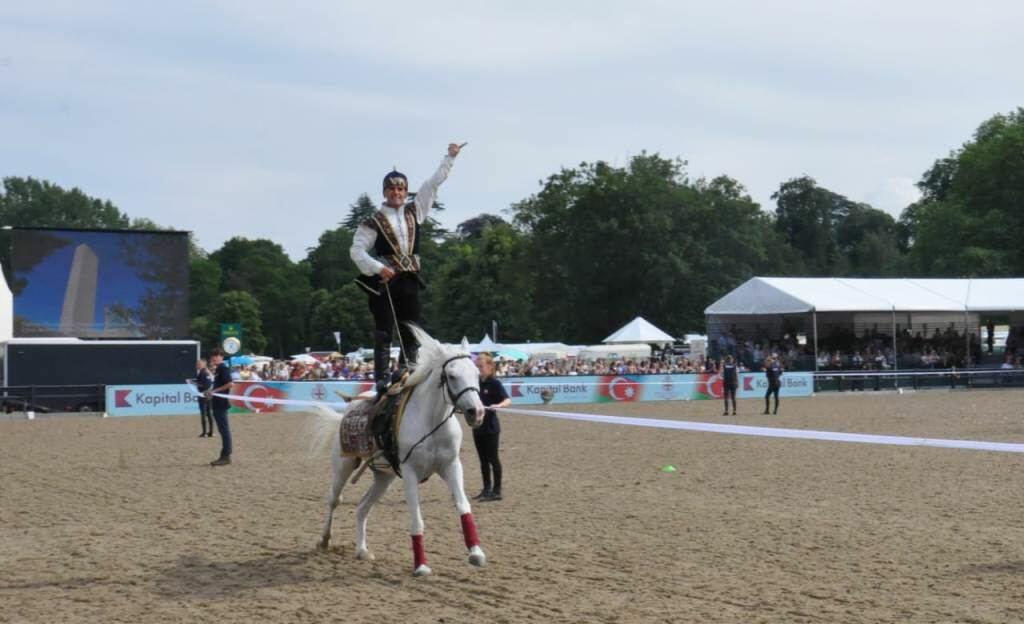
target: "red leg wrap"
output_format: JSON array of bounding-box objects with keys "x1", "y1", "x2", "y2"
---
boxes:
[
  {"x1": 411, "y1": 534, "x2": 427, "y2": 568},
  {"x1": 460, "y1": 513, "x2": 480, "y2": 548}
]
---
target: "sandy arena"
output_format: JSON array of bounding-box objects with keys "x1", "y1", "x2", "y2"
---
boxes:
[{"x1": 2, "y1": 390, "x2": 1023, "y2": 623}]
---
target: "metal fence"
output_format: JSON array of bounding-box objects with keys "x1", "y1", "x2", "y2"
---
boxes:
[
  {"x1": 812, "y1": 368, "x2": 1024, "y2": 392},
  {"x1": 1, "y1": 385, "x2": 106, "y2": 413}
]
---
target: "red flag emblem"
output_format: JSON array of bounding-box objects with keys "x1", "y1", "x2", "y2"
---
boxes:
[
  {"x1": 598, "y1": 376, "x2": 642, "y2": 402},
  {"x1": 231, "y1": 382, "x2": 286, "y2": 413}
]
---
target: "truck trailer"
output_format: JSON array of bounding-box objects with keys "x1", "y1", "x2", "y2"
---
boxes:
[{"x1": 1, "y1": 338, "x2": 199, "y2": 413}]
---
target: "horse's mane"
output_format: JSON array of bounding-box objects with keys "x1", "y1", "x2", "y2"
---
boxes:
[{"x1": 404, "y1": 324, "x2": 467, "y2": 388}]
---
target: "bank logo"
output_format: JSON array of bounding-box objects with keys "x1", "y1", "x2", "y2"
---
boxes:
[{"x1": 114, "y1": 389, "x2": 132, "y2": 408}]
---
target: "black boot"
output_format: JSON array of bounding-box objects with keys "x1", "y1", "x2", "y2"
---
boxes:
[
  {"x1": 373, "y1": 330, "x2": 391, "y2": 400},
  {"x1": 398, "y1": 325, "x2": 419, "y2": 372}
]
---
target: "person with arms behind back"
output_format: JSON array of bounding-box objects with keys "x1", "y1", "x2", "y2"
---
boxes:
[
  {"x1": 195, "y1": 358, "x2": 213, "y2": 437},
  {"x1": 474, "y1": 353, "x2": 511, "y2": 502},
  {"x1": 763, "y1": 355, "x2": 783, "y2": 415},
  {"x1": 720, "y1": 355, "x2": 738, "y2": 416}
]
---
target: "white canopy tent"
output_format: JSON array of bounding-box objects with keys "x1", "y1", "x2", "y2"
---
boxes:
[
  {"x1": 577, "y1": 343, "x2": 652, "y2": 361},
  {"x1": 705, "y1": 277, "x2": 1024, "y2": 315},
  {"x1": 602, "y1": 316, "x2": 675, "y2": 345},
  {"x1": 705, "y1": 277, "x2": 1024, "y2": 370}
]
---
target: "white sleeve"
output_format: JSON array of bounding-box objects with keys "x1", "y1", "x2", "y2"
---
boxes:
[
  {"x1": 414, "y1": 154, "x2": 454, "y2": 223},
  {"x1": 350, "y1": 223, "x2": 387, "y2": 276}
]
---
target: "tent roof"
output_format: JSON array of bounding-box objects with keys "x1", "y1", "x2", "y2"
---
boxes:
[
  {"x1": 602, "y1": 316, "x2": 675, "y2": 344},
  {"x1": 705, "y1": 277, "x2": 1024, "y2": 315}
]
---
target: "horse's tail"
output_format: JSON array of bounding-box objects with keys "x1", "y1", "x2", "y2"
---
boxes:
[{"x1": 306, "y1": 403, "x2": 349, "y2": 457}]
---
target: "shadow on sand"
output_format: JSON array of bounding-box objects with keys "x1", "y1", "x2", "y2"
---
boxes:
[{"x1": 150, "y1": 548, "x2": 406, "y2": 599}]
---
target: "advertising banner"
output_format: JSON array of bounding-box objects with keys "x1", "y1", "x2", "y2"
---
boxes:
[
  {"x1": 223, "y1": 380, "x2": 374, "y2": 413},
  {"x1": 106, "y1": 373, "x2": 814, "y2": 416},
  {"x1": 502, "y1": 372, "x2": 814, "y2": 405},
  {"x1": 105, "y1": 383, "x2": 202, "y2": 417}
]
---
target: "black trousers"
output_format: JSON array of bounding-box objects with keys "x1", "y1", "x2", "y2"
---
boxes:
[
  {"x1": 368, "y1": 273, "x2": 422, "y2": 382},
  {"x1": 473, "y1": 432, "x2": 502, "y2": 493},
  {"x1": 765, "y1": 384, "x2": 780, "y2": 413},
  {"x1": 212, "y1": 406, "x2": 232, "y2": 457},
  {"x1": 723, "y1": 385, "x2": 737, "y2": 413},
  {"x1": 198, "y1": 396, "x2": 213, "y2": 434}
]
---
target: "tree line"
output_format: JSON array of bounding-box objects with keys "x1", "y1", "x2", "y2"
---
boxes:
[{"x1": 2, "y1": 108, "x2": 1022, "y2": 356}]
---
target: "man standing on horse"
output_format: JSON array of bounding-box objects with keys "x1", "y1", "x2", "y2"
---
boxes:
[{"x1": 350, "y1": 142, "x2": 464, "y2": 396}]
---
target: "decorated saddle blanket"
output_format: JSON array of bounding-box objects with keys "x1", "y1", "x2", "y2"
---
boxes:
[
  {"x1": 339, "y1": 384, "x2": 414, "y2": 475},
  {"x1": 339, "y1": 401, "x2": 377, "y2": 458}
]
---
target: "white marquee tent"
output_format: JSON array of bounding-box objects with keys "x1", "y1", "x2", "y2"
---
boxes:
[
  {"x1": 705, "y1": 277, "x2": 1024, "y2": 370},
  {"x1": 602, "y1": 316, "x2": 675, "y2": 345},
  {"x1": 705, "y1": 277, "x2": 1024, "y2": 315}
]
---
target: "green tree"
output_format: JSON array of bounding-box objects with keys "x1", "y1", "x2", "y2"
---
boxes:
[
  {"x1": 512, "y1": 153, "x2": 785, "y2": 341},
  {"x1": 901, "y1": 107, "x2": 1024, "y2": 275},
  {"x1": 342, "y1": 194, "x2": 378, "y2": 231},
  {"x1": 308, "y1": 284, "x2": 375, "y2": 351},
  {"x1": 0, "y1": 176, "x2": 130, "y2": 229},
  {"x1": 210, "y1": 237, "x2": 312, "y2": 356},
  {"x1": 189, "y1": 255, "x2": 222, "y2": 319},
  {"x1": 427, "y1": 222, "x2": 536, "y2": 342},
  {"x1": 306, "y1": 226, "x2": 358, "y2": 291},
  {"x1": 199, "y1": 290, "x2": 268, "y2": 355},
  {"x1": 456, "y1": 214, "x2": 506, "y2": 238},
  {"x1": 771, "y1": 176, "x2": 847, "y2": 275},
  {"x1": 772, "y1": 176, "x2": 901, "y2": 276}
]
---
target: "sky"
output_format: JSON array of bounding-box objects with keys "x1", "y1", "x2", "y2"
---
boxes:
[{"x1": 1, "y1": 1, "x2": 1022, "y2": 260}]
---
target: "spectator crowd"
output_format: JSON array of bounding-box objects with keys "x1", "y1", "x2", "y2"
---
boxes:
[
  {"x1": 712, "y1": 323, "x2": 1024, "y2": 372},
  {"x1": 223, "y1": 323, "x2": 1024, "y2": 383}
]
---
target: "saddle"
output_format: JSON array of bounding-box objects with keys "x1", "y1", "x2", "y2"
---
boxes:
[{"x1": 339, "y1": 375, "x2": 412, "y2": 477}]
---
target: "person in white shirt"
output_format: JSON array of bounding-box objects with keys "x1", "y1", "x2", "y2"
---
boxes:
[{"x1": 350, "y1": 142, "x2": 463, "y2": 395}]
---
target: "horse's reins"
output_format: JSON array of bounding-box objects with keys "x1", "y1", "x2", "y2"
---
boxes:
[
  {"x1": 384, "y1": 282, "x2": 408, "y2": 364},
  {"x1": 399, "y1": 355, "x2": 479, "y2": 467},
  {"x1": 375, "y1": 209, "x2": 416, "y2": 366}
]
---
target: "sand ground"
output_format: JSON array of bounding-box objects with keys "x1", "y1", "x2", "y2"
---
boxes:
[{"x1": 2, "y1": 390, "x2": 1023, "y2": 623}]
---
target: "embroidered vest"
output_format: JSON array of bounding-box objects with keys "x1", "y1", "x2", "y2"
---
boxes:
[{"x1": 365, "y1": 204, "x2": 421, "y2": 272}]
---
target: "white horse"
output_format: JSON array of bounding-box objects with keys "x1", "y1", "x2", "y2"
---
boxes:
[{"x1": 310, "y1": 326, "x2": 487, "y2": 576}]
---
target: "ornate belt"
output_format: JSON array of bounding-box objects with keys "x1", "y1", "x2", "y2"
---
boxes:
[{"x1": 384, "y1": 254, "x2": 420, "y2": 273}]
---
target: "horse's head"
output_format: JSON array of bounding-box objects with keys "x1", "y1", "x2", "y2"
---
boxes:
[
  {"x1": 439, "y1": 353, "x2": 486, "y2": 428},
  {"x1": 405, "y1": 324, "x2": 486, "y2": 428}
]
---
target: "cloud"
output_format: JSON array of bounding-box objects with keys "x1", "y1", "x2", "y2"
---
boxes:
[
  {"x1": 863, "y1": 177, "x2": 921, "y2": 218},
  {"x1": 1, "y1": 0, "x2": 1023, "y2": 259}
]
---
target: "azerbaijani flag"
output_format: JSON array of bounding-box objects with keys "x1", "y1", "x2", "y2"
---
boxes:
[{"x1": 596, "y1": 375, "x2": 643, "y2": 402}]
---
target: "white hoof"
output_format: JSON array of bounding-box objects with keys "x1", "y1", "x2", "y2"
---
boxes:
[
  {"x1": 355, "y1": 548, "x2": 375, "y2": 561},
  {"x1": 413, "y1": 564, "x2": 433, "y2": 577},
  {"x1": 468, "y1": 545, "x2": 487, "y2": 567}
]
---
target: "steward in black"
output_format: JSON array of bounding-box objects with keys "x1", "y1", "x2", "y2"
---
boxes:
[
  {"x1": 763, "y1": 356, "x2": 783, "y2": 415},
  {"x1": 720, "y1": 355, "x2": 739, "y2": 415}
]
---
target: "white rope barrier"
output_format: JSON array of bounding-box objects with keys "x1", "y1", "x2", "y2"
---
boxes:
[
  {"x1": 493, "y1": 406, "x2": 1024, "y2": 454},
  {"x1": 185, "y1": 385, "x2": 351, "y2": 409},
  {"x1": 188, "y1": 386, "x2": 1024, "y2": 455},
  {"x1": 483, "y1": 367, "x2": 1023, "y2": 387}
]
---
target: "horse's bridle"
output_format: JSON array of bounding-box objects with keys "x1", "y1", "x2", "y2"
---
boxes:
[
  {"x1": 439, "y1": 354, "x2": 480, "y2": 410},
  {"x1": 399, "y1": 354, "x2": 481, "y2": 467}
]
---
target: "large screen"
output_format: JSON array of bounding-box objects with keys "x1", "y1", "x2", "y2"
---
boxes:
[{"x1": 8, "y1": 228, "x2": 189, "y2": 338}]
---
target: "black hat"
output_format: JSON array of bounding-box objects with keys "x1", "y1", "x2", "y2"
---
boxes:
[{"x1": 383, "y1": 170, "x2": 408, "y2": 192}]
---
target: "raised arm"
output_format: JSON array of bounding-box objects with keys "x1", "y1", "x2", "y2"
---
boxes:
[{"x1": 413, "y1": 142, "x2": 463, "y2": 223}]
